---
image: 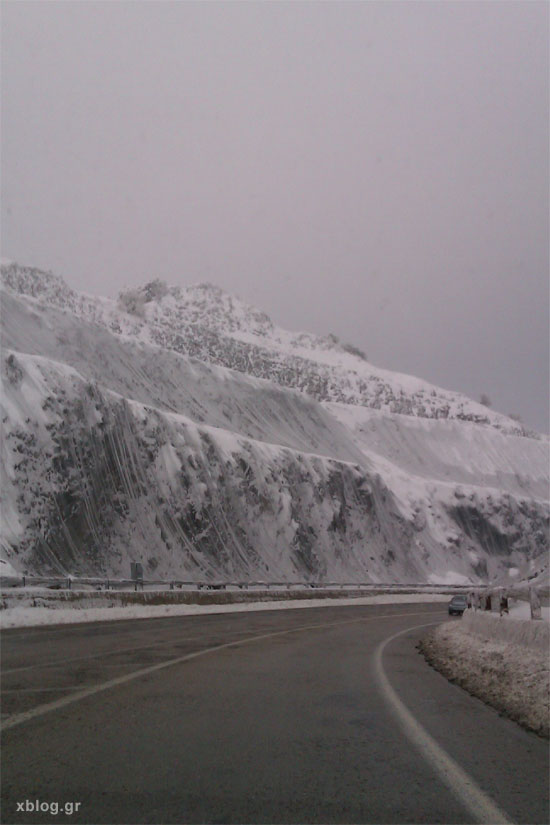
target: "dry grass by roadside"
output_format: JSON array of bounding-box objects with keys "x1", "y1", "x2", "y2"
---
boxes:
[
  {"x1": 1, "y1": 587, "x2": 392, "y2": 612},
  {"x1": 419, "y1": 620, "x2": 550, "y2": 738}
]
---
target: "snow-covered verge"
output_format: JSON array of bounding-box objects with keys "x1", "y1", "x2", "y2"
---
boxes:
[
  {"x1": 460, "y1": 608, "x2": 549, "y2": 649},
  {"x1": 420, "y1": 613, "x2": 550, "y2": 737},
  {"x1": 0, "y1": 592, "x2": 450, "y2": 628},
  {"x1": 508, "y1": 599, "x2": 550, "y2": 621}
]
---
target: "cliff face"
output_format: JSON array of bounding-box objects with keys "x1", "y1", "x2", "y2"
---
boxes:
[
  {"x1": 0, "y1": 348, "x2": 419, "y2": 582},
  {"x1": 1, "y1": 263, "x2": 548, "y2": 584}
]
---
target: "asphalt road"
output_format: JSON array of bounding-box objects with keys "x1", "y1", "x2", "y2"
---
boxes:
[{"x1": 1, "y1": 602, "x2": 548, "y2": 824}]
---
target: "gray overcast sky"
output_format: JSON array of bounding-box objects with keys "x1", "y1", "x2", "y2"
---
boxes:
[{"x1": 2, "y1": 1, "x2": 548, "y2": 431}]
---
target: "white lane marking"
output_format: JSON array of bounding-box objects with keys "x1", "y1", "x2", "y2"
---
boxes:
[
  {"x1": 1, "y1": 616, "x2": 196, "y2": 641},
  {"x1": 3, "y1": 628, "x2": 263, "y2": 674},
  {"x1": 1, "y1": 687, "x2": 97, "y2": 693},
  {"x1": 374, "y1": 622, "x2": 514, "y2": 825},
  {"x1": 1, "y1": 635, "x2": 204, "y2": 674},
  {"x1": 1, "y1": 609, "x2": 439, "y2": 731},
  {"x1": 1, "y1": 638, "x2": 251, "y2": 677},
  {"x1": 0, "y1": 605, "x2": 440, "y2": 676}
]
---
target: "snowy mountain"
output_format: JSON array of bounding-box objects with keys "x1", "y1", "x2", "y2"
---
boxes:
[
  {"x1": 1, "y1": 262, "x2": 548, "y2": 584},
  {"x1": 0, "y1": 263, "x2": 529, "y2": 430}
]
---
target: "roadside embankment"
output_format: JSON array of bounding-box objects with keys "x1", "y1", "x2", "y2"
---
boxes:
[
  {"x1": 0, "y1": 588, "x2": 450, "y2": 628},
  {"x1": 420, "y1": 609, "x2": 550, "y2": 737}
]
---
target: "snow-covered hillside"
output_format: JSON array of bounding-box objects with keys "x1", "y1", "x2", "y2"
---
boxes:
[
  {"x1": 1, "y1": 263, "x2": 548, "y2": 584},
  {"x1": 0, "y1": 263, "x2": 528, "y2": 432}
]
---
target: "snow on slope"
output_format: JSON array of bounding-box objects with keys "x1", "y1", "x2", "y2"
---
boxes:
[
  {"x1": 1, "y1": 263, "x2": 548, "y2": 584},
  {"x1": 0, "y1": 289, "x2": 367, "y2": 465},
  {"x1": 1, "y1": 349, "x2": 421, "y2": 581},
  {"x1": 3, "y1": 346, "x2": 545, "y2": 584},
  {"x1": 0, "y1": 263, "x2": 527, "y2": 432},
  {"x1": 326, "y1": 403, "x2": 548, "y2": 500}
]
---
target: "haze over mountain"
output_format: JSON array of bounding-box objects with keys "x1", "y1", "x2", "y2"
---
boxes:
[{"x1": 1, "y1": 262, "x2": 548, "y2": 585}]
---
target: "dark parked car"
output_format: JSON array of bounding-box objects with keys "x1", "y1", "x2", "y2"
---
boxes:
[{"x1": 448, "y1": 595, "x2": 468, "y2": 615}]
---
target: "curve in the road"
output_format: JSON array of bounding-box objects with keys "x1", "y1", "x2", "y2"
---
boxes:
[
  {"x1": 1, "y1": 609, "x2": 434, "y2": 732},
  {"x1": 374, "y1": 622, "x2": 514, "y2": 825}
]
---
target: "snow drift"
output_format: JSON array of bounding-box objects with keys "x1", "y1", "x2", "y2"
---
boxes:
[{"x1": 421, "y1": 616, "x2": 550, "y2": 737}]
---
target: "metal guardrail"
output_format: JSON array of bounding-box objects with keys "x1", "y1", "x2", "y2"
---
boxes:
[{"x1": 0, "y1": 575, "x2": 474, "y2": 593}]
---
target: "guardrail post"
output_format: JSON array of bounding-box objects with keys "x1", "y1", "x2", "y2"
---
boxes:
[
  {"x1": 529, "y1": 587, "x2": 542, "y2": 620},
  {"x1": 498, "y1": 589, "x2": 509, "y2": 616}
]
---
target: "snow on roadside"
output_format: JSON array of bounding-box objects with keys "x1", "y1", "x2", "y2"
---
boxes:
[
  {"x1": 459, "y1": 608, "x2": 549, "y2": 651},
  {"x1": 508, "y1": 600, "x2": 550, "y2": 622},
  {"x1": 420, "y1": 615, "x2": 550, "y2": 738},
  {"x1": 0, "y1": 593, "x2": 449, "y2": 629}
]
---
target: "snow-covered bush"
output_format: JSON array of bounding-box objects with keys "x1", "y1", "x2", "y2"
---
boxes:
[
  {"x1": 117, "y1": 288, "x2": 147, "y2": 318},
  {"x1": 142, "y1": 279, "x2": 168, "y2": 302}
]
